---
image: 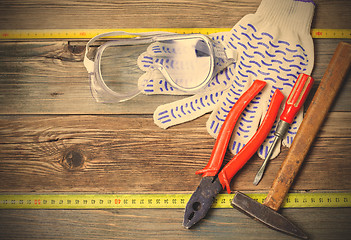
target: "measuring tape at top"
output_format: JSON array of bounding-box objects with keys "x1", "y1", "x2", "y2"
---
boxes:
[
  {"x1": 1, "y1": 192, "x2": 350, "y2": 209},
  {"x1": 0, "y1": 28, "x2": 350, "y2": 39}
]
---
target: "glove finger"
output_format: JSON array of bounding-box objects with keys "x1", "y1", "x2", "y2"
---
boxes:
[
  {"x1": 138, "y1": 40, "x2": 203, "y2": 70},
  {"x1": 258, "y1": 134, "x2": 282, "y2": 159},
  {"x1": 137, "y1": 52, "x2": 157, "y2": 71},
  {"x1": 228, "y1": 85, "x2": 274, "y2": 155},
  {"x1": 206, "y1": 64, "x2": 245, "y2": 137},
  {"x1": 138, "y1": 71, "x2": 188, "y2": 95},
  {"x1": 257, "y1": 105, "x2": 281, "y2": 159},
  {"x1": 210, "y1": 32, "x2": 226, "y2": 43},
  {"x1": 255, "y1": 70, "x2": 307, "y2": 159},
  {"x1": 257, "y1": 98, "x2": 303, "y2": 159},
  {"x1": 282, "y1": 107, "x2": 303, "y2": 147},
  {"x1": 138, "y1": 52, "x2": 215, "y2": 88},
  {"x1": 137, "y1": 53, "x2": 179, "y2": 73},
  {"x1": 138, "y1": 32, "x2": 233, "y2": 95},
  {"x1": 207, "y1": 81, "x2": 245, "y2": 138},
  {"x1": 153, "y1": 88, "x2": 226, "y2": 129},
  {"x1": 147, "y1": 41, "x2": 197, "y2": 56},
  {"x1": 228, "y1": 92, "x2": 265, "y2": 154},
  {"x1": 153, "y1": 62, "x2": 235, "y2": 129},
  {"x1": 255, "y1": 86, "x2": 283, "y2": 159},
  {"x1": 138, "y1": 33, "x2": 231, "y2": 75}
]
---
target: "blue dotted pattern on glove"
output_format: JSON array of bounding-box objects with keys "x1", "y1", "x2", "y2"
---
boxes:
[
  {"x1": 153, "y1": 64, "x2": 235, "y2": 128},
  {"x1": 138, "y1": 33, "x2": 230, "y2": 95},
  {"x1": 208, "y1": 23, "x2": 309, "y2": 157}
]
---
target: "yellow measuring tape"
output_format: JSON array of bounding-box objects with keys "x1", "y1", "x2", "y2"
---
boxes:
[
  {"x1": 0, "y1": 28, "x2": 350, "y2": 39},
  {"x1": 1, "y1": 192, "x2": 350, "y2": 209}
]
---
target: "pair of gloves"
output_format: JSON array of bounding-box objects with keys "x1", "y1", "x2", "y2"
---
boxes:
[{"x1": 137, "y1": 0, "x2": 315, "y2": 159}]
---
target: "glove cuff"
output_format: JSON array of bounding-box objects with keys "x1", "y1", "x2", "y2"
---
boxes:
[{"x1": 256, "y1": 0, "x2": 315, "y2": 33}]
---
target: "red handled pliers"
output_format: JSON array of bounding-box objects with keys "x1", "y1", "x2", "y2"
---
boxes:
[{"x1": 183, "y1": 80, "x2": 284, "y2": 228}]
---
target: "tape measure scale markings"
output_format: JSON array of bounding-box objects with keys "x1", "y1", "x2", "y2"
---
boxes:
[
  {"x1": 0, "y1": 28, "x2": 229, "y2": 39},
  {"x1": 311, "y1": 29, "x2": 351, "y2": 39},
  {"x1": 0, "y1": 192, "x2": 350, "y2": 209},
  {"x1": 0, "y1": 29, "x2": 350, "y2": 39},
  {"x1": 0, "y1": 194, "x2": 190, "y2": 209}
]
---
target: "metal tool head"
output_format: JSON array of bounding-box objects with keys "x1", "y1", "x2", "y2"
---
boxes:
[
  {"x1": 183, "y1": 176, "x2": 222, "y2": 229},
  {"x1": 231, "y1": 191, "x2": 308, "y2": 239}
]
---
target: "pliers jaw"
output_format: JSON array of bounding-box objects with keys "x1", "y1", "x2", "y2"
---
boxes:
[
  {"x1": 183, "y1": 176, "x2": 223, "y2": 229},
  {"x1": 182, "y1": 80, "x2": 285, "y2": 229}
]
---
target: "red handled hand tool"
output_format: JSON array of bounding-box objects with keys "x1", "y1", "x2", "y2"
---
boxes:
[
  {"x1": 183, "y1": 80, "x2": 284, "y2": 229},
  {"x1": 253, "y1": 73, "x2": 314, "y2": 185}
]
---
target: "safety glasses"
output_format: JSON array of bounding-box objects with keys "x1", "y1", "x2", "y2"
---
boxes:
[{"x1": 84, "y1": 31, "x2": 235, "y2": 103}]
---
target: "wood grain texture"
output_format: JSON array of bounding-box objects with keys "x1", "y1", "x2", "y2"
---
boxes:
[
  {"x1": 0, "y1": 39, "x2": 350, "y2": 114},
  {"x1": 0, "y1": 208, "x2": 350, "y2": 240},
  {"x1": 0, "y1": 113, "x2": 350, "y2": 193},
  {"x1": 0, "y1": 0, "x2": 350, "y2": 29},
  {"x1": 0, "y1": 0, "x2": 350, "y2": 239}
]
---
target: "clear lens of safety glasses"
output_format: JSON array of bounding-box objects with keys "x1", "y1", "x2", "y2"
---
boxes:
[{"x1": 84, "y1": 31, "x2": 235, "y2": 103}]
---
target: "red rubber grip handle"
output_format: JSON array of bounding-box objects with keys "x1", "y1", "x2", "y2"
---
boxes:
[
  {"x1": 195, "y1": 80, "x2": 267, "y2": 177},
  {"x1": 218, "y1": 89, "x2": 284, "y2": 193},
  {"x1": 280, "y1": 73, "x2": 314, "y2": 124}
]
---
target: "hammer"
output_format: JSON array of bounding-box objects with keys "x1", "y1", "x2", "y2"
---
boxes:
[{"x1": 231, "y1": 41, "x2": 351, "y2": 239}]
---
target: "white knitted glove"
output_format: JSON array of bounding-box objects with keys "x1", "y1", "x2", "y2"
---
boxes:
[
  {"x1": 208, "y1": 0, "x2": 315, "y2": 158},
  {"x1": 137, "y1": 32, "x2": 238, "y2": 128},
  {"x1": 137, "y1": 0, "x2": 315, "y2": 159},
  {"x1": 137, "y1": 34, "x2": 233, "y2": 95}
]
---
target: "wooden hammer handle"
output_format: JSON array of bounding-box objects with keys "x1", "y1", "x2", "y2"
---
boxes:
[{"x1": 264, "y1": 42, "x2": 351, "y2": 211}]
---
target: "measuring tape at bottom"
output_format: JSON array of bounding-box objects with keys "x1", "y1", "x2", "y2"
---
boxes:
[{"x1": 1, "y1": 192, "x2": 350, "y2": 209}]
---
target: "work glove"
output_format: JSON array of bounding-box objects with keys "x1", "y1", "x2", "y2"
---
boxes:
[
  {"x1": 137, "y1": 32, "x2": 237, "y2": 127},
  {"x1": 138, "y1": 0, "x2": 315, "y2": 159},
  {"x1": 137, "y1": 32, "x2": 235, "y2": 96}
]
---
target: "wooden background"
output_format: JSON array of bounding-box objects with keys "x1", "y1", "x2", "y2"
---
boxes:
[{"x1": 0, "y1": 0, "x2": 350, "y2": 239}]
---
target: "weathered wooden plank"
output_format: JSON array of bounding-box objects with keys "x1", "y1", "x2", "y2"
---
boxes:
[
  {"x1": 0, "y1": 208, "x2": 350, "y2": 239},
  {"x1": 0, "y1": 39, "x2": 350, "y2": 114},
  {"x1": 0, "y1": 1, "x2": 349, "y2": 239},
  {"x1": 0, "y1": 0, "x2": 349, "y2": 30},
  {"x1": 0, "y1": 113, "x2": 350, "y2": 192}
]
